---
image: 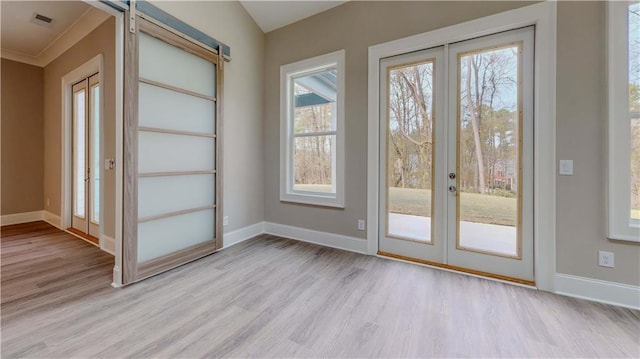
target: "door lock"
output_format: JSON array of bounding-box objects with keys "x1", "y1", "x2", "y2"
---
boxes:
[
  {"x1": 448, "y1": 172, "x2": 456, "y2": 179},
  {"x1": 449, "y1": 185, "x2": 457, "y2": 193}
]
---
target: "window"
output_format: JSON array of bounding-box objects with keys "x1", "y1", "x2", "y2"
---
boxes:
[
  {"x1": 280, "y1": 50, "x2": 345, "y2": 207},
  {"x1": 608, "y1": 1, "x2": 640, "y2": 241}
]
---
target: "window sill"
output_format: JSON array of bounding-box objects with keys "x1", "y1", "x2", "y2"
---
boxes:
[{"x1": 280, "y1": 192, "x2": 344, "y2": 209}]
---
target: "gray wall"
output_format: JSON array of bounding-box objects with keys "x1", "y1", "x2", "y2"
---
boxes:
[
  {"x1": 1, "y1": 59, "x2": 44, "y2": 215},
  {"x1": 264, "y1": 1, "x2": 640, "y2": 286},
  {"x1": 555, "y1": 1, "x2": 640, "y2": 285}
]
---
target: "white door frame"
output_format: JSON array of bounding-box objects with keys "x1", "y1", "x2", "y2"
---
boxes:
[
  {"x1": 61, "y1": 0, "x2": 126, "y2": 287},
  {"x1": 366, "y1": 2, "x2": 557, "y2": 291},
  {"x1": 61, "y1": 55, "x2": 102, "y2": 238}
]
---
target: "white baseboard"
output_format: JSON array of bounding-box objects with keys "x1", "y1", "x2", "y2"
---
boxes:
[
  {"x1": 111, "y1": 265, "x2": 122, "y2": 288},
  {"x1": 223, "y1": 221, "x2": 265, "y2": 249},
  {"x1": 1, "y1": 210, "x2": 44, "y2": 226},
  {"x1": 101, "y1": 235, "x2": 115, "y2": 255},
  {"x1": 264, "y1": 222, "x2": 368, "y2": 254},
  {"x1": 554, "y1": 273, "x2": 640, "y2": 310},
  {"x1": 43, "y1": 211, "x2": 62, "y2": 229}
]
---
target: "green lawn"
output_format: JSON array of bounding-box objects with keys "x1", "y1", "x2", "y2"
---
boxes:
[
  {"x1": 294, "y1": 184, "x2": 517, "y2": 226},
  {"x1": 388, "y1": 187, "x2": 517, "y2": 226}
]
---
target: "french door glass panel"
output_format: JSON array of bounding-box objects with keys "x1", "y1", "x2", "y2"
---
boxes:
[
  {"x1": 379, "y1": 27, "x2": 534, "y2": 282},
  {"x1": 73, "y1": 87, "x2": 86, "y2": 219},
  {"x1": 379, "y1": 47, "x2": 446, "y2": 263},
  {"x1": 71, "y1": 73, "x2": 100, "y2": 237},
  {"x1": 447, "y1": 27, "x2": 534, "y2": 281},
  {"x1": 136, "y1": 29, "x2": 217, "y2": 265},
  {"x1": 90, "y1": 80, "x2": 100, "y2": 225}
]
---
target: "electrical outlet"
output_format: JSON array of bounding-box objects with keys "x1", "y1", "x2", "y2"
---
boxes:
[
  {"x1": 559, "y1": 160, "x2": 573, "y2": 175},
  {"x1": 357, "y1": 219, "x2": 365, "y2": 231},
  {"x1": 223, "y1": 216, "x2": 229, "y2": 226},
  {"x1": 598, "y1": 251, "x2": 614, "y2": 268}
]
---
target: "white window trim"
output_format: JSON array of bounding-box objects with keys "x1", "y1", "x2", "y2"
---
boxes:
[
  {"x1": 367, "y1": 1, "x2": 557, "y2": 291},
  {"x1": 280, "y1": 50, "x2": 345, "y2": 208},
  {"x1": 607, "y1": 1, "x2": 640, "y2": 242}
]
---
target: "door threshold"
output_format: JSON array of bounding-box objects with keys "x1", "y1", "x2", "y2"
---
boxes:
[
  {"x1": 66, "y1": 227, "x2": 99, "y2": 246},
  {"x1": 377, "y1": 251, "x2": 536, "y2": 287}
]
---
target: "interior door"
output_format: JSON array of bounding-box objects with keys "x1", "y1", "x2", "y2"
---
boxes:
[
  {"x1": 447, "y1": 27, "x2": 534, "y2": 282},
  {"x1": 71, "y1": 73, "x2": 100, "y2": 238},
  {"x1": 123, "y1": 15, "x2": 223, "y2": 283},
  {"x1": 378, "y1": 47, "x2": 446, "y2": 263},
  {"x1": 379, "y1": 27, "x2": 535, "y2": 283}
]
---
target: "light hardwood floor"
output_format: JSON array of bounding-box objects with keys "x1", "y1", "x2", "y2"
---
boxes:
[{"x1": 2, "y1": 222, "x2": 639, "y2": 358}]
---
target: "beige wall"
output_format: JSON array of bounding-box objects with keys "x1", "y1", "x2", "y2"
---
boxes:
[
  {"x1": 556, "y1": 1, "x2": 640, "y2": 286},
  {"x1": 264, "y1": 1, "x2": 640, "y2": 286},
  {"x1": 1, "y1": 59, "x2": 44, "y2": 215},
  {"x1": 152, "y1": 1, "x2": 265, "y2": 234},
  {"x1": 43, "y1": 17, "x2": 115, "y2": 237}
]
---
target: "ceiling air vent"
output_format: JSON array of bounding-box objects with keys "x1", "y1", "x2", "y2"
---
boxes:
[{"x1": 30, "y1": 12, "x2": 54, "y2": 27}]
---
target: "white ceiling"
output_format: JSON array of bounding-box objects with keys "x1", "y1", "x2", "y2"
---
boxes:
[
  {"x1": 1, "y1": 1, "x2": 91, "y2": 57},
  {"x1": 240, "y1": 1, "x2": 347, "y2": 33}
]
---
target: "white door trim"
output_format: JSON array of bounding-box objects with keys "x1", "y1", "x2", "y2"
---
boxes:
[
  {"x1": 367, "y1": 1, "x2": 557, "y2": 291},
  {"x1": 61, "y1": 54, "x2": 102, "y2": 237}
]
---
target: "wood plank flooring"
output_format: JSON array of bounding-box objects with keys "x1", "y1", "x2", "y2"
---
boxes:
[{"x1": 2, "y1": 221, "x2": 639, "y2": 358}]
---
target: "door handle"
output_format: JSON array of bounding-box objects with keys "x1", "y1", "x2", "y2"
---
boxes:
[{"x1": 449, "y1": 185, "x2": 457, "y2": 193}]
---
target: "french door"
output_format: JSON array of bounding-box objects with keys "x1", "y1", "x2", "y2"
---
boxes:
[
  {"x1": 71, "y1": 73, "x2": 100, "y2": 239},
  {"x1": 123, "y1": 15, "x2": 223, "y2": 284},
  {"x1": 379, "y1": 27, "x2": 534, "y2": 282}
]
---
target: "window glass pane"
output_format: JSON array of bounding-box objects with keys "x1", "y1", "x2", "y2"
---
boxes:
[
  {"x1": 458, "y1": 44, "x2": 520, "y2": 257},
  {"x1": 629, "y1": 2, "x2": 640, "y2": 220},
  {"x1": 292, "y1": 69, "x2": 337, "y2": 133},
  {"x1": 386, "y1": 60, "x2": 435, "y2": 243},
  {"x1": 91, "y1": 85, "x2": 100, "y2": 223},
  {"x1": 293, "y1": 135, "x2": 334, "y2": 193},
  {"x1": 74, "y1": 90, "x2": 86, "y2": 218}
]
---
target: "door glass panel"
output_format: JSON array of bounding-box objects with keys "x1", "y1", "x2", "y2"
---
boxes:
[
  {"x1": 138, "y1": 209, "x2": 215, "y2": 262},
  {"x1": 139, "y1": 32, "x2": 216, "y2": 97},
  {"x1": 90, "y1": 84, "x2": 100, "y2": 224},
  {"x1": 386, "y1": 60, "x2": 435, "y2": 243},
  {"x1": 457, "y1": 43, "x2": 521, "y2": 257},
  {"x1": 73, "y1": 90, "x2": 86, "y2": 218},
  {"x1": 138, "y1": 174, "x2": 215, "y2": 219},
  {"x1": 138, "y1": 132, "x2": 214, "y2": 173},
  {"x1": 139, "y1": 82, "x2": 215, "y2": 134}
]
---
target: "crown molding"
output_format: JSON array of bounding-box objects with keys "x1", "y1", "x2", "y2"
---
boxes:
[{"x1": 1, "y1": 7, "x2": 110, "y2": 67}]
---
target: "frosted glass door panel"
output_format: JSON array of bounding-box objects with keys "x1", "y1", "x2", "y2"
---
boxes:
[
  {"x1": 139, "y1": 83, "x2": 215, "y2": 134},
  {"x1": 137, "y1": 209, "x2": 215, "y2": 262},
  {"x1": 138, "y1": 132, "x2": 214, "y2": 173},
  {"x1": 139, "y1": 32, "x2": 215, "y2": 97},
  {"x1": 138, "y1": 174, "x2": 215, "y2": 219}
]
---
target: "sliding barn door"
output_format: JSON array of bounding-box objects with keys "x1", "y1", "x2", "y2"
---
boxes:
[{"x1": 123, "y1": 16, "x2": 223, "y2": 283}]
